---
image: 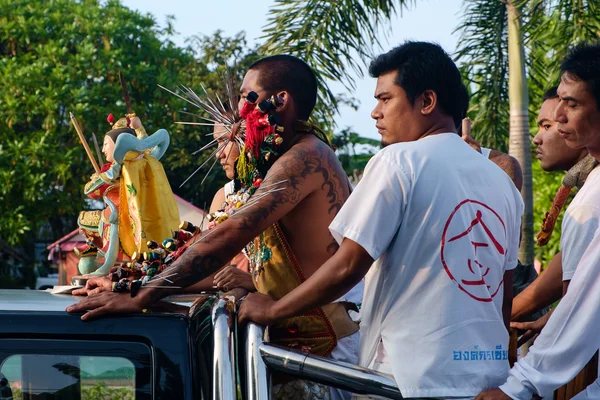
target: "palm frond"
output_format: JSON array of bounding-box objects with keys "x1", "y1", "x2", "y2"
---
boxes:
[
  {"x1": 455, "y1": 0, "x2": 509, "y2": 152},
  {"x1": 259, "y1": 0, "x2": 415, "y2": 130}
]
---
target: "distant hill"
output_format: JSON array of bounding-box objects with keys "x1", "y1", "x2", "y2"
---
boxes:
[{"x1": 81, "y1": 367, "x2": 134, "y2": 380}]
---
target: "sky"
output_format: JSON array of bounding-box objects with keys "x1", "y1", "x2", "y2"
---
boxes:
[{"x1": 121, "y1": 0, "x2": 464, "y2": 140}]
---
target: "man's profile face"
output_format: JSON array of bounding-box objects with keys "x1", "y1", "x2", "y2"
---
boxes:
[
  {"x1": 533, "y1": 97, "x2": 586, "y2": 171},
  {"x1": 554, "y1": 73, "x2": 600, "y2": 154},
  {"x1": 238, "y1": 69, "x2": 269, "y2": 112},
  {"x1": 371, "y1": 70, "x2": 422, "y2": 146}
]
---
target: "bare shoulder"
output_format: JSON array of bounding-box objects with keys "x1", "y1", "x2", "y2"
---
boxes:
[
  {"x1": 225, "y1": 134, "x2": 348, "y2": 232},
  {"x1": 489, "y1": 150, "x2": 523, "y2": 191},
  {"x1": 209, "y1": 187, "x2": 226, "y2": 213},
  {"x1": 261, "y1": 134, "x2": 349, "y2": 212}
]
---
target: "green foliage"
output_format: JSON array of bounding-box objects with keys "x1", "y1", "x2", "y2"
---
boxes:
[
  {"x1": 0, "y1": 0, "x2": 257, "y2": 246},
  {"x1": 10, "y1": 382, "x2": 134, "y2": 400},
  {"x1": 456, "y1": 0, "x2": 599, "y2": 152},
  {"x1": 332, "y1": 127, "x2": 379, "y2": 175},
  {"x1": 455, "y1": 0, "x2": 509, "y2": 152},
  {"x1": 82, "y1": 382, "x2": 134, "y2": 400}
]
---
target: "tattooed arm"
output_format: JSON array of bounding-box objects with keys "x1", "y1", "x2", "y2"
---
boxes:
[{"x1": 66, "y1": 138, "x2": 333, "y2": 320}]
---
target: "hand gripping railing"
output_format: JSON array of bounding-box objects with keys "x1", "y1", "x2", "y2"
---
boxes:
[
  {"x1": 211, "y1": 297, "x2": 236, "y2": 400},
  {"x1": 246, "y1": 322, "x2": 404, "y2": 399}
]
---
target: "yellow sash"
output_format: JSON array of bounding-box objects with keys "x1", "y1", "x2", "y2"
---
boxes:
[{"x1": 249, "y1": 223, "x2": 358, "y2": 357}]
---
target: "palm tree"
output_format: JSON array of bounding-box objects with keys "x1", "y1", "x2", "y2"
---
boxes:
[
  {"x1": 260, "y1": 0, "x2": 599, "y2": 264},
  {"x1": 260, "y1": 1, "x2": 414, "y2": 128}
]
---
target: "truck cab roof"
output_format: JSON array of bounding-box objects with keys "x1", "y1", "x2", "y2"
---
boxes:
[{"x1": 0, "y1": 289, "x2": 214, "y2": 400}]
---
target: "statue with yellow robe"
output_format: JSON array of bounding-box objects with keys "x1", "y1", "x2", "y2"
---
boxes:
[{"x1": 75, "y1": 114, "x2": 180, "y2": 276}]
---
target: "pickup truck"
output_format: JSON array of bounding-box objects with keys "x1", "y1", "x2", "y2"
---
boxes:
[{"x1": 0, "y1": 289, "x2": 402, "y2": 399}]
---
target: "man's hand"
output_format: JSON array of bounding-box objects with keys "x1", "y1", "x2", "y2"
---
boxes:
[
  {"x1": 222, "y1": 287, "x2": 248, "y2": 302},
  {"x1": 237, "y1": 292, "x2": 277, "y2": 326},
  {"x1": 66, "y1": 291, "x2": 146, "y2": 321},
  {"x1": 214, "y1": 266, "x2": 255, "y2": 292},
  {"x1": 475, "y1": 389, "x2": 511, "y2": 400},
  {"x1": 462, "y1": 128, "x2": 482, "y2": 153},
  {"x1": 129, "y1": 116, "x2": 142, "y2": 129},
  {"x1": 511, "y1": 310, "x2": 553, "y2": 347},
  {"x1": 72, "y1": 276, "x2": 113, "y2": 296}
]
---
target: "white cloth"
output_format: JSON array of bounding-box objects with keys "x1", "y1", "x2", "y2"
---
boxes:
[
  {"x1": 329, "y1": 133, "x2": 523, "y2": 398},
  {"x1": 480, "y1": 147, "x2": 492, "y2": 159},
  {"x1": 224, "y1": 180, "x2": 235, "y2": 197},
  {"x1": 329, "y1": 331, "x2": 360, "y2": 400},
  {"x1": 561, "y1": 166, "x2": 600, "y2": 281},
  {"x1": 499, "y1": 227, "x2": 600, "y2": 399}
]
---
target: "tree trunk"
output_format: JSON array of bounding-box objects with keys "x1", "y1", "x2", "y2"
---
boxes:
[{"x1": 506, "y1": 1, "x2": 533, "y2": 265}]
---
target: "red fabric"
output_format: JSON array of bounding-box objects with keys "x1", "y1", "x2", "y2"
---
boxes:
[{"x1": 240, "y1": 100, "x2": 274, "y2": 159}]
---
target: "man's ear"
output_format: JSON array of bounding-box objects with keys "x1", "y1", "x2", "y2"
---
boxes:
[
  {"x1": 275, "y1": 91, "x2": 290, "y2": 113},
  {"x1": 421, "y1": 90, "x2": 437, "y2": 116}
]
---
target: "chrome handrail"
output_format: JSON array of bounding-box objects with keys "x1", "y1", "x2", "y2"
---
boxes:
[
  {"x1": 245, "y1": 322, "x2": 270, "y2": 400},
  {"x1": 211, "y1": 297, "x2": 236, "y2": 400},
  {"x1": 259, "y1": 343, "x2": 404, "y2": 399}
]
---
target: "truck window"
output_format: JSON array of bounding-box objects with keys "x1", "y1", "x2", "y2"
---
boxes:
[
  {"x1": 1, "y1": 355, "x2": 135, "y2": 399},
  {"x1": 0, "y1": 339, "x2": 152, "y2": 400}
]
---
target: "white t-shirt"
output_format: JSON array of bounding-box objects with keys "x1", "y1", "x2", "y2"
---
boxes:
[
  {"x1": 561, "y1": 166, "x2": 600, "y2": 281},
  {"x1": 500, "y1": 227, "x2": 600, "y2": 399},
  {"x1": 329, "y1": 133, "x2": 523, "y2": 398}
]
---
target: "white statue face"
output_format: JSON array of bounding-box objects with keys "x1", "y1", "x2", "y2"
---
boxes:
[{"x1": 103, "y1": 135, "x2": 116, "y2": 163}]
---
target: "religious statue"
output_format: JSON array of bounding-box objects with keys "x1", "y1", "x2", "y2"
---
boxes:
[{"x1": 74, "y1": 113, "x2": 180, "y2": 276}]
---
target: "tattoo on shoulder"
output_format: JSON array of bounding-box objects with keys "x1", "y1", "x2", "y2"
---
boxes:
[{"x1": 231, "y1": 139, "x2": 349, "y2": 230}]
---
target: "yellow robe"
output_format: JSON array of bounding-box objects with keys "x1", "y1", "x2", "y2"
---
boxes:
[{"x1": 118, "y1": 151, "x2": 180, "y2": 257}]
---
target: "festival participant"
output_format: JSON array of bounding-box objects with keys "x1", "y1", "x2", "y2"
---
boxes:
[
  {"x1": 510, "y1": 86, "x2": 590, "y2": 330},
  {"x1": 239, "y1": 41, "x2": 523, "y2": 399},
  {"x1": 476, "y1": 42, "x2": 600, "y2": 400},
  {"x1": 186, "y1": 122, "x2": 254, "y2": 293},
  {"x1": 68, "y1": 55, "x2": 362, "y2": 400},
  {"x1": 74, "y1": 114, "x2": 180, "y2": 276}
]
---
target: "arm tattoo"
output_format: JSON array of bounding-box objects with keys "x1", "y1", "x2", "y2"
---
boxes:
[
  {"x1": 144, "y1": 240, "x2": 229, "y2": 303},
  {"x1": 230, "y1": 140, "x2": 348, "y2": 230}
]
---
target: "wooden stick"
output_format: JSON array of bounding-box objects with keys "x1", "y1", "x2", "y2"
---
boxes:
[
  {"x1": 70, "y1": 112, "x2": 100, "y2": 174},
  {"x1": 462, "y1": 117, "x2": 471, "y2": 138},
  {"x1": 91, "y1": 132, "x2": 104, "y2": 166}
]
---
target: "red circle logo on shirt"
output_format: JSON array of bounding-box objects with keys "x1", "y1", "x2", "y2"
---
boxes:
[{"x1": 441, "y1": 199, "x2": 507, "y2": 302}]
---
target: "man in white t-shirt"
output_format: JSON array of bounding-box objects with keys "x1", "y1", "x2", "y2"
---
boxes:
[
  {"x1": 476, "y1": 42, "x2": 600, "y2": 400},
  {"x1": 240, "y1": 41, "x2": 524, "y2": 399}
]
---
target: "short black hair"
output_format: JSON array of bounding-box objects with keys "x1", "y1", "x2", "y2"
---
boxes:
[
  {"x1": 369, "y1": 41, "x2": 469, "y2": 128},
  {"x1": 560, "y1": 42, "x2": 600, "y2": 109},
  {"x1": 106, "y1": 127, "x2": 135, "y2": 142},
  {"x1": 543, "y1": 86, "x2": 558, "y2": 101},
  {"x1": 248, "y1": 55, "x2": 318, "y2": 120}
]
